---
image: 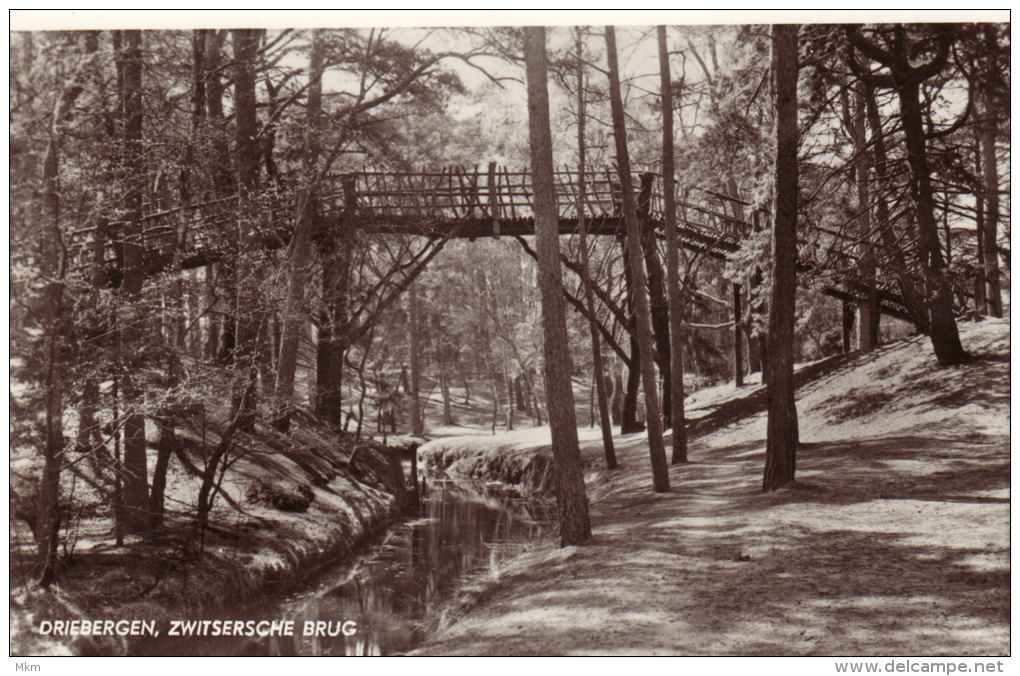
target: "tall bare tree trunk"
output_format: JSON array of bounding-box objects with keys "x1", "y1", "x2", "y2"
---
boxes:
[
  {"x1": 610, "y1": 368, "x2": 623, "y2": 425},
  {"x1": 898, "y1": 77, "x2": 966, "y2": 364},
  {"x1": 733, "y1": 282, "x2": 744, "y2": 386},
  {"x1": 275, "y1": 30, "x2": 324, "y2": 423},
  {"x1": 763, "y1": 24, "x2": 800, "y2": 492},
  {"x1": 409, "y1": 282, "x2": 423, "y2": 436},
  {"x1": 606, "y1": 25, "x2": 670, "y2": 493},
  {"x1": 119, "y1": 30, "x2": 150, "y2": 532},
  {"x1": 148, "y1": 414, "x2": 178, "y2": 530},
  {"x1": 227, "y1": 29, "x2": 265, "y2": 434},
  {"x1": 37, "y1": 117, "x2": 66, "y2": 589},
  {"x1": 850, "y1": 82, "x2": 880, "y2": 349},
  {"x1": 658, "y1": 25, "x2": 688, "y2": 464},
  {"x1": 971, "y1": 130, "x2": 987, "y2": 316},
  {"x1": 439, "y1": 367, "x2": 454, "y2": 425},
  {"x1": 575, "y1": 29, "x2": 616, "y2": 469},
  {"x1": 37, "y1": 32, "x2": 102, "y2": 582},
  {"x1": 638, "y1": 173, "x2": 673, "y2": 420},
  {"x1": 502, "y1": 356, "x2": 515, "y2": 431},
  {"x1": 848, "y1": 26, "x2": 966, "y2": 365},
  {"x1": 316, "y1": 175, "x2": 355, "y2": 428},
  {"x1": 861, "y1": 78, "x2": 928, "y2": 334},
  {"x1": 204, "y1": 30, "x2": 231, "y2": 193},
  {"x1": 524, "y1": 26, "x2": 592, "y2": 545},
  {"x1": 620, "y1": 253, "x2": 643, "y2": 434},
  {"x1": 977, "y1": 29, "x2": 1003, "y2": 317}
]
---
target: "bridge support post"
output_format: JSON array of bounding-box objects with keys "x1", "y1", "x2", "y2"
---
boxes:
[
  {"x1": 488, "y1": 161, "x2": 500, "y2": 238},
  {"x1": 858, "y1": 297, "x2": 879, "y2": 351},
  {"x1": 842, "y1": 300, "x2": 856, "y2": 353},
  {"x1": 316, "y1": 173, "x2": 357, "y2": 427}
]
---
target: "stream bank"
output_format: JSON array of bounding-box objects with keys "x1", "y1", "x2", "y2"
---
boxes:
[
  {"x1": 10, "y1": 414, "x2": 422, "y2": 656},
  {"x1": 128, "y1": 477, "x2": 554, "y2": 655}
]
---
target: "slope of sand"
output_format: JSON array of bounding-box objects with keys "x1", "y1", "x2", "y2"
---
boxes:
[{"x1": 414, "y1": 319, "x2": 1010, "y2": 655}]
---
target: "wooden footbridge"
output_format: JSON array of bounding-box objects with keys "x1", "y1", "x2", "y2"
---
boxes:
[{"x1": 70, "y1": 165, "x2": 942, "y2": 322}]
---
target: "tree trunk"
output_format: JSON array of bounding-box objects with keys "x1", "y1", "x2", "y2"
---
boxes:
[
  {"x1": 37, "y1": 127, "x2": 66, "y2": 588},
  {"x1": 524, "y1": 26, "x2": 592, "y2": 545},
  {"x1": 196, "y1": 382, "x2": 254, "y2": 534},
  {"x1": 725, "y1": 178, "x2": 756, "y2": 380},
  {"x1": 75, "y1": 215, "x2": 108, "y2": 476},
  {"x1": 502, "y1": 357, "x2": 515, "y2": 431},
  {"x1": 275, "y1": 29, "x2": 324, "y2": 422},
  {"x1": 439, "y1": 367, "x2": 453, "y2": 425},
  {"x1": 316, "y1": 176, "x2": 355, "y2": 427},
  {"x1": 619, "y1": 235, "x2": 642, "y2": 434},
  {"x1": 763, "y1": 24, "x2": 800, "y2": 492},
  {"x1": 849, "y1": 26, "x2": 965, "y2": 364},
  {"x1": 658, "y1": 26, "x2": 689, "y2": 463},
  {"x1": 638, "y1": 173, "x2": 673, "y2": 422},
  {"x1": 972, "y1": 131, "x2": 987, "y2": 316},
  {"x1": 409, "y1": 283, "x2": 423, "y2": 435},
  {"x1": 861, "y1": 78, "x2": 929, "y2": 333},
  {"x1": 231, "y1": 29, "x2": 263, "y2": 427},
  {"x1": 898, "y1": 77, "x2": 966, "y2": 364},
  {"x1": 611, "y1": 368, "x2": 624, "y2": 425},
  {"x1": 748, "y1": 213, "x2": 765, "y2": 374},
  {"x1": 524, "y1": 368, "x2": 544, "y2": 427},
  {"x1": 851, "y1": 83, "x2": 880, "y2": 349},
  {"x1": 514, "y1": 375, "x2": 528, "y2": 413},
  {"x1": 201, "y1": 31, "x2": 229, "y2": 364},
  {"x1": 606, "y1": 25, "x2": 670, "y2": 493},
  {"x1": 733, "y1": 283, "x2": 744, "y2": 386},
  {"x1": 621, "y1": 326, "x2": 642, "y2": 433},
  {"x1": 978, "y1": 82, "x2": 1002, "y2": 317},
  {"x1": 842, "y1": 301, "x2": 856, "y2": 353},
  {"x1": 490, "y1": 378, "x2": 501, "y2": 435},
  {"x1": 148, "y1": 415, "x2": 177, "y2": 531},
  {"x1": 575, "y1": 29, "x2": 616, "y2": 469},
  {"x1": 119, "y1": 30, "x2": 150, "y2": 532},
  {"x1": 204, "y1": 30, "x2": 232, "y2": 193}
]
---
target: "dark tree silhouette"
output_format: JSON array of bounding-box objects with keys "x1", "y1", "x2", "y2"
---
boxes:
[
  {"x1": 763, "y1": 23, "x2": 800, "y2": 492},
  {"x1": 575, "y1": 29, "x2": 617, "y2": 470},
  {"x1": 524, "y1": 26, "x2": 592, "y2": 545},
  {"x1": 606, "y1": 25, "x2": 670, "y2": 493},
  {"x1": 847, "y1": 24, "x2": 967, "y2": 366},
  {"x1": 119, "y1": 29, "x2": 150, "y2": 532},
  {"x1": 658, "y1": 25, "x2": 689, "y2": 464}
]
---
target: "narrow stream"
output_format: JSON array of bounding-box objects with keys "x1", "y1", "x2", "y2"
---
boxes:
[{"x1": 135, "y1": 477, "x2": 554, "y2": 656}]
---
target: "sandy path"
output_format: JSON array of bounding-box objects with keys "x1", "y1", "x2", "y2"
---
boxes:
[{"x1": 413, "y1": 320, "x2": 1010, "y2": 656}]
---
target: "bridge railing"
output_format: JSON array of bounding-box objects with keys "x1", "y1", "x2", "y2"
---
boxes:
[
  {"x1": 314, "y1": 166, "x2": 756, "y2": 234},
  {"x1": 66, "y1": 166, "x2": 761, "y2": 280},
  {"x1": 63, "y1": 165, "x2": 983, "y2": 321},
  {"x1": 321, "y1": 167, "x2": 630, "y2": 223}
]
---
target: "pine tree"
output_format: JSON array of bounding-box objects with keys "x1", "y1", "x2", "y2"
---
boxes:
[
  {"x1": 524, "y1": 26, "x2": 592, "y2": 545},
  {"x1": 763, "y1": 24, "x2": 800, "y2": 492}
]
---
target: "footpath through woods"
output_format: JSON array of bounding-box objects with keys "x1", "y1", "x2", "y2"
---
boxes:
[{"x1": 414, "y1": 319, "x2": 1009, "y2": 656}]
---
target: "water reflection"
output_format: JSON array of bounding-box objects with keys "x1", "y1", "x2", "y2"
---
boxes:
[{"x1": 138, "y1": 479, "x2": 553, "y2": 656}]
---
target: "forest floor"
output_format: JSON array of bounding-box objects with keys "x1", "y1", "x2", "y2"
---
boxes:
[{"x1": 413, "y1": 318, "x2": 1010, "y2": 656}]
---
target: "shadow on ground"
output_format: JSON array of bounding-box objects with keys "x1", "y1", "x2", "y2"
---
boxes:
[{"x1": 414, "y1": 319, "x2": 1010, "y2": 656}]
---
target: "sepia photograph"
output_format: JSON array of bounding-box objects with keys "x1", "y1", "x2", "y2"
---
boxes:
[{"x1": 7, "y1": 9, "x2": 1010, "y2": 666}]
